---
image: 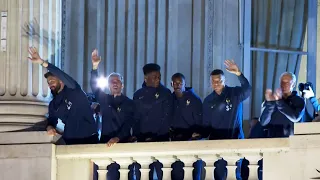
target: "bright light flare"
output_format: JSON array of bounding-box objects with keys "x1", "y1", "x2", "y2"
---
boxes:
[{"x1": 97, "y1": 76, "x2": 108, "y2": 89}]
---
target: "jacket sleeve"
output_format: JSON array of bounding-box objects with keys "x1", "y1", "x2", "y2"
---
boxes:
[
  {"x1": 90, "y1": 69, "x2": 107, "y2": 102},
  {"x1": 193, "y1": 96, "x2": 203, "y2": 133},
  {"x1": 234, "y1": 73, "x2": 252, "y2": 102},
  {"x1": 276, "y1": 97, "x2": 305, "y2": 123},
  {"x1": 309, "y1": 97, "x2": 320, "y2": 112},
  {"x1": 163, "y1": 90, "x2": 174, "y2": 122},
  {"x1": 46, "y1": 63, "x2": 80, "y2": 89},
  {"x1": 201, "y1": 98, "x2": 211, "y2": 137},
  {"x1": 259, "y1": 101, "x2": 276, "y2": 126},
  {"x1": 46, "y1": 102, "x2": 58, "y2": 128},
  {"x1": 131, "y1": 92, "x2": 141, "y2": 137}
]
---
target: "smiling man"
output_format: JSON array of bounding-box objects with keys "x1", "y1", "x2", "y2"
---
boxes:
[
  {"x1": 259, "y1": 72, "x2": 305, "y2": 138},
  {"x1": 28, "y1": 47, "x2": 98, "y2": 145},
  {"x1": 202, "y1": 59, "x2": 252, "y2": 180}
]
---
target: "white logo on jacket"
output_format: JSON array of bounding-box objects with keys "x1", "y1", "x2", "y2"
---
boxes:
[{"x1": 65, "y1": 99, "x2": 73, "y2": 110}]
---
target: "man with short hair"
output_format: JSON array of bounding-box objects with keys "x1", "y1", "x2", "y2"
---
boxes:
[
  {"x1": 260, "y1": 72, "x2": 305, "y2": 138},
  {"x1": 90, "y1": 49, "x2": 136, "y2": 180},
  {"x1": 170, "y1": 72, "x2": 204, "y2": 180},
  {"x1": 202, "y1": 59, "x2": 252, "y2": 180},
  {"x1": 90, "y1": 49, "x2": 135, "y2": 146},
  {"x1": 132, "y1": 63, "x2": 172, "y2": 180},
  {"x1": 170, "y1": 72, "x2": 202, "y2": 141},
  {"x1": 28, "y1": 47, "x2": 98, "y2": 145},
  {"x1": 133, "y1": 63, "x2": 172, "y2": 142},
  {"x1": 203, "y1": 60, "x2": 251, "y2": 140}
]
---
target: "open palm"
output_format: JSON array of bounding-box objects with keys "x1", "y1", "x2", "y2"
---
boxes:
[
  {"x1": 28, "y1": 47, "x2": 43, "y2": 64},
  {"x1": 91, "y1": 49, "x2": 101, "y2": 66},
  {"x1": 224, "y1": 59, "x2": 240, "y2": 75}
]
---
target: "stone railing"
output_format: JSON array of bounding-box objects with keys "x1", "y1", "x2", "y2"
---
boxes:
[
  {"x1": 1, "y1": 122, "x2": 320, "y2": 180},
  {"x1": 55, "y1": 138, "x2": 287, "y2": 180}
]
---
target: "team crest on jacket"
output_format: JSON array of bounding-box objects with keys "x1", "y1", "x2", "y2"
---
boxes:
[
  {"x1": 117, "y1": 107, "x2": 121, "y2": 112},
  {"x1": 225, "y1": 98, "x2": 232, "y2": 111},
  {"x1": 155, "y1": 93, "x2": 159, "y2": 99},
  {"x1": 186, "y1": 99, "x2": 190, "y2": 106},
  {"x1": 65, "y1": 99, "x2": 73, "y2": 110}
]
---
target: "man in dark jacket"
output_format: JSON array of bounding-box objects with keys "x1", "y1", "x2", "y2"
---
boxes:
[
  {"x1": 132, "y1": 63, "x2": 172, "y2": 180},
  {"x1": 90, "y1": 49, "x2": 135, "y2": 146},
  {"x1": 28, "y1": 47, "x2": 98, "y2": 145},
  {"x1": 133, "y1": 63, "x2": 172, "y2": 142},
  {"x1": 170, "y1": 72, "x2": 202, "y2": 141},
  {"x1": 170, "y1": 73, "x2": 204, "y2": 180},
  {"x1": 203, "y1": 60, "x2": 251, "y2": 140},
  {"x1": 90, "y1": 49, "x2": 135, "y2": 180},
  {"x1": 202, "y1": 59, "x2": 252, "y2": 180},
  {"x1": 260, "y1": 72, "x2": 305, "y2": 138}
]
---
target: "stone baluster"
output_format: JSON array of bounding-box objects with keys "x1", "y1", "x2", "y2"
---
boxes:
[
  {"x1": 132, "y1": 157, "x2": 154, "y2": 180},
  {"x1": 198, "y1": 155, "x2": 219, "y2": 180},
  {"x1": 224, "y1": 154, "x2": 243, "y2": 180},
  {"x1": 112, "y1": 157, "x2": 133, "y2": 180},
  {"x1": 92, "y1": 159, "x2": 113, "y2": 180},
  {"x1": 156, "y1": 156, "x2": 177, "y2": 179},
  {"x1": 178, "y1": 155, "x2": 198, "y2": 180},
  {"x1": 245, "y1": 154, "x2": 263, "y2": 180}
]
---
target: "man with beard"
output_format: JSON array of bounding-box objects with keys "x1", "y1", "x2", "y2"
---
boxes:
[
  {"x1": 132, "y1": 63, "x2": 172, "y2": 180},
  {"x1": 259, "y1": 72, "x2": 305, "y2": 138},
  {"x1": 170, "y1": 73, "x2": 204, "y2": 180},
  {"x1": 90, "y1": 49, "x2": 135, "y2": 179},
  {"x1": 28, "y1": 47, "x2": 98, "y2": 145},
  {"x1": 202, "y1": 59, "x2": 252, "y2": 180}
]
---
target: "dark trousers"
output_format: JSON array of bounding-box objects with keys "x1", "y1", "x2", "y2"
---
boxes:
[{"x1": 63, "y1": 134, "x2": 99, "y2": 145}]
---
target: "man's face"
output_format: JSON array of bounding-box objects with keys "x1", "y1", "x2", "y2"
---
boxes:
[
  {"x1": 171, "y1": 77, "x2": 186, "y2": 94},
  {"x1": 280, "y1": 75, "x2": 294, "y2": 94},
  {"x1": 145, "y1": 71, "x2": 161, "y2": 88},
  {"x1": 210, "y1": 74, "x2": 225, "y2": 93},
  {"x1": 108, "y1": 75, "x2": 123, "y2": 95},
  {"x1": 47, "y1": 76, "x2": 62, "y2": 96}
]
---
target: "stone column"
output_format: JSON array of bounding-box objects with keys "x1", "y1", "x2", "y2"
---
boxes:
[
  {"x1": 224, "y1": 155, "x2": 242, "y2": 180},
  {"x1": 178, "y1": 155, "x2": 198, "y2": 180},
  {"x1": 156, "y1": 156, "x2": 177, "y2": 180},
  {"x1": 92, "y1": 159, "x2": 113, "y2": 180},
  {"x1": 132, "y1": 157, "x2": 154, "y2": 180},
  {"x1": 198, "y1": 155, "x2": 219, "y2": 180},
  {"x1": 0, "y1": 0, "x2": 61, "y2": 132},
  {"x1": 112, "y1": 157, "x2": 132, "y2": 180}
]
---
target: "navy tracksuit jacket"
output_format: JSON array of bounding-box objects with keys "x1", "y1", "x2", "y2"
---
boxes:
[
  {"x1": 171, "y1": 87, "x2": 202, "y2": 140},
  {"x1": 259, "y1": 91, "x2": 305, "y2": 137},
  {"x1": 202, "y1": 74, "x2": 252, "y2": 139},
  {"x1": 133, "y1": 82, "x2": 172, "y2": 141},
  {"x1": 90, "y1": 70, "x2": 135, "y2": 142},
  {"x1": 46, "y1": 63, "x2": 97, "y2": 139}
]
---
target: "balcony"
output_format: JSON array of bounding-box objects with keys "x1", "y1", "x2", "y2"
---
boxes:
[{"x1": 0, "y1": 122, "x2": 320, "y2": 180}]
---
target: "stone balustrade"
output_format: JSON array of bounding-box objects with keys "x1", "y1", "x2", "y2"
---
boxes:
[
  {"x1": 1, "y1": 122, "x2": 320, "y2": 180},
  {"x1": 55, "y1": 138, "x2": 288, "y2": 180}
]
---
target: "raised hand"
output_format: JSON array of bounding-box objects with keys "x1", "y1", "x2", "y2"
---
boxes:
[
  {"x1": 265, "y1": 89, "x2": 275, "y2": 101},
  {"x1": 28, "y1": 47, "x2": 43, "y2": 64},
  {"x1": 91, "y1": 49, "x2": 101, "y2": 69},
  {"x1": 224, "y1": 59, "x2": 241, "y2": 76},
  {"x1": 273, "y1": 88, "x2": 282, "y2": 100}
]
